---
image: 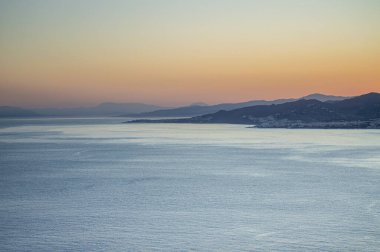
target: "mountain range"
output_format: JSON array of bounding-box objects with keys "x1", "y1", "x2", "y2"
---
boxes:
[
  {"x1": 127, "y1": 93, "x2": 380, "y2": 129},
  {"x1": 0, "y1": 103, "x2": 166, "y2": 117},
  {"x1": 33, "y1": 102, "x2": 166, "y2": 117},
  {"x1": 126, "y1": 93, "x2": 348, "y2": 118},
  {"x1": 0, "y1": 106, "x2": 40, "y2": 117},
  {"x1": 0, "y1": 94, "x2": 348, "y2": 118}
]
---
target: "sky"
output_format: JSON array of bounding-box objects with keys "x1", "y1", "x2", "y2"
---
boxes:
[{"x1": 0, "y1": 0, "x2": 379, "y2": 107}]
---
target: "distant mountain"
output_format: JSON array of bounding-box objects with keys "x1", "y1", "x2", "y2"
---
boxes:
[
  {"x1": 301, "y1": 93, "x2": 349, "y2": 102},
  {"x1": 0, "y1": 106, "x2": 40, "y2": 117},
  {"x1": 127, "y1": 93, "x2": 380, "y2": 129},
  {"x1": 127, "y1": 93, "x2": 350, "y2": 118},
  {"x1": 0, "y1": 94, "x2": 353, "y2": 118},
  {"x1": 127, "y1": 98, "x2": 296, "y2": 118},
  {"x1": 189, "y1": 102, "x2": 208, "y2": 107},
  {"x1": 33, "y1": 102, "x2": 166, "y2": 116}
]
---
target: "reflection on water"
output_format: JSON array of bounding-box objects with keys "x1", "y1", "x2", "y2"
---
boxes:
[{"x1": 1, "y1": 118, "x2": 380, "y2": 251}]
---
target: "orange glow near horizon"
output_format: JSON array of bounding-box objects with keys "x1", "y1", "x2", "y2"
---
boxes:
[{"x1": 1, "y1": 0, "x2": 379, "y2": 107}]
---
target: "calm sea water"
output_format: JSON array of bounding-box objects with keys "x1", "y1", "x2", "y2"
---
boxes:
[{"x1": 0, "y1": 118, "x2": 379, "y2": 251}]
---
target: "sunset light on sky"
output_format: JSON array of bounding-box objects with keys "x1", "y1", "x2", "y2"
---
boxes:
[{"x1": 1, "y1": 0, "x2": 379, "y2": 107}]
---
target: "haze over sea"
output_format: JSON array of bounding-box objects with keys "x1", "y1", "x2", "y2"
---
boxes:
[{"x1": 0, "y1": 118, "x2": 379, "y2": 251}]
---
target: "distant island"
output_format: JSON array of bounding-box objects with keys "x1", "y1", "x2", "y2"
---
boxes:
[{"x1": 126, "y1": 93, "x2": 380, "y2": 129}]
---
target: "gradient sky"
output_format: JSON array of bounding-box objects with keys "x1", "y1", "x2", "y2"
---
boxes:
[{"x1": 1, "y1": 0, "x2": 379, "y2": 107}]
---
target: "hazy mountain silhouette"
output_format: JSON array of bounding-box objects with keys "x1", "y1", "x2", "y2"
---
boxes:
[
  {"x1": 127, "y1": 98, "x2": 296, "y2": 117},
  {"x1": 0, "y1": 102, "x2": 166, "y2": 117},
  {"x1": 0, "y1": 106, "x2": 40, "y2": 117},
  {"x1": 0, "y1": 94, "x2": 352, "y2": 118},
  {"x1": 189, "y1": 102, "x2": 209, "y2": 107},
  {"x1": 127, "y1": 93, "x2": 380, "y2": 128},
  {"x1": 33, "y1": 103, "x2": 166, "y2": 116},
  {"x1": 300, "y1": 93, "x2": 348, "y2": 102},
  {"x1": 127, "y1": 94, "x2": 349, "y2": 118}
]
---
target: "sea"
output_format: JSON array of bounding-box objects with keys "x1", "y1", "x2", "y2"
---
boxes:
[{"x1": 0, "y1": 117, "x2": 379, "y2": 251}]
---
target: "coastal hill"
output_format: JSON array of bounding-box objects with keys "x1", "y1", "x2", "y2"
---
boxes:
[
  {"x1": 127, "y1": 93, "x2": 380, "y2": 128},
  {"x1": 126, "y1": 94, "x2": 348, "y2": 118}
]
